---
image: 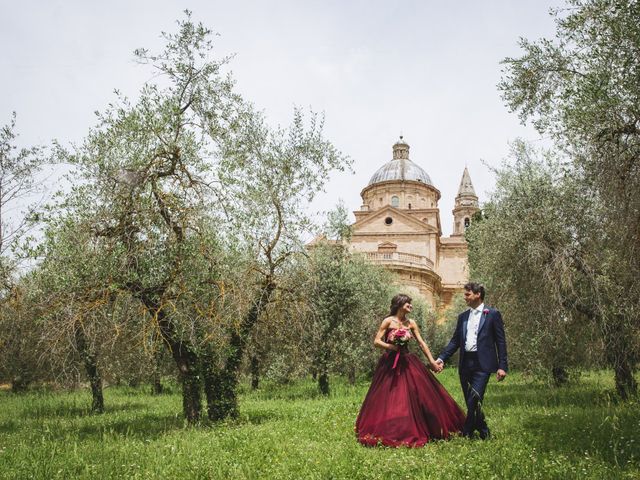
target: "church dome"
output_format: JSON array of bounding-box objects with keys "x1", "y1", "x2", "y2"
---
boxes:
[{"x1": 368, "y1": 137, "x2": 433, "y2": 186}]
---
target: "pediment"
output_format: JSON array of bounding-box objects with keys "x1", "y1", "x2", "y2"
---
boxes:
[
  {"x1": 378, "y1": 241, "x2": 398, "y2": 248},
  {"x1": 352, "y1": 207, "x2": 438, "y2": 234}
]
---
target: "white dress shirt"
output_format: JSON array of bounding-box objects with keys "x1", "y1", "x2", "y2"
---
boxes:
[{"x1": 465, "y1": 303, "x2": 485, "y2": 352}]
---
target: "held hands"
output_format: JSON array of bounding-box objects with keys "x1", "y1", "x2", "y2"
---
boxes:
[
  {"x1": 496, "y1": 369, "x2": 507, "y2": 382},
  {"x1": 431, "y1": 359, "x2": 444, "y2": 373}
]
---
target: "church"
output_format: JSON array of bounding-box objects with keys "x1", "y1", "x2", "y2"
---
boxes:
[{"x1": 349, "y1": 137, "x2": 479, "y2": 309}]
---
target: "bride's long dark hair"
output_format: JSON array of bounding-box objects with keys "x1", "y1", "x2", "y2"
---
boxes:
[{"x1": 389, "y1": 294, "x2": 412, "y2": 316}]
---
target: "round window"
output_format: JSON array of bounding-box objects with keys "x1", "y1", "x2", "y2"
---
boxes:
[{"x1": 385, "y1": 217, "x2": 393, "y2": 225}]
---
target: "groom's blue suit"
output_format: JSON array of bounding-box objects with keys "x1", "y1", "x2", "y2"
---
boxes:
[{"x1": 438, "y1": 306, "x2": 508, "y2": 438}]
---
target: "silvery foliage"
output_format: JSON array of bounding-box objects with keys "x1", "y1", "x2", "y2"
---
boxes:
[
  {"x1": 0, "y1": 113, "x2": 42, "y2": 291},
  {"x1": 498, "y1": 0, "x2": 640, "y2": 388}
]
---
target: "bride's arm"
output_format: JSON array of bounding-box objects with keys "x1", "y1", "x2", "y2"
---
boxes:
[
  {"x1": 410, "y1": 320, "x2": 440, "y2": 370},
  {"x1": 374, "y1": 317, "x2": 398, "y2": 352}
]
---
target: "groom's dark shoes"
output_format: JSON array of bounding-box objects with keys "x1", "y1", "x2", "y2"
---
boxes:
[{"x1": 479, "y1": 428, "x2": 491, "y2": 440}]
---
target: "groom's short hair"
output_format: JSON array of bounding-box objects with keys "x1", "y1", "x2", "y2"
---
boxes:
[{"x1": 464, "y1": 282, "x2": 485, "y2": 300}]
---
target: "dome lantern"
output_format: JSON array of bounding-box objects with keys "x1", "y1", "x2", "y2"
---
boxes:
[{"x1": 392, "y1": 136, "x2": 410, "y2": 160}]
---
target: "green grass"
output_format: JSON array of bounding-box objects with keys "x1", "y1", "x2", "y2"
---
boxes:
[{"x1": 0, "y1": 371, "x2": 638, "y2": 479}]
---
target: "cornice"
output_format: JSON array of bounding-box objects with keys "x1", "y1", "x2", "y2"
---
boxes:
[{"x1": 361, "y1": 180, "x2": 442, "y2": 201}]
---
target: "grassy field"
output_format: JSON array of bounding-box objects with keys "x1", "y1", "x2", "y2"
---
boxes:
[{"x1": 0, "y1": 370, "x2": 638, "y2": 479}]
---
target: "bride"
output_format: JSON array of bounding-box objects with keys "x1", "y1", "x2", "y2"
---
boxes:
[{"x1": 355, "y1": 294, "x2": 465, "y2": 447}]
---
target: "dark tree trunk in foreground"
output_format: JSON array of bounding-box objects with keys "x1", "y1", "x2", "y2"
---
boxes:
[
  {"x1": 207, "y1": 283, "x2": 274, "y2": 421},
  {"x1": 144, "y1": 299, "x2": 202, "y2": 423},
  {"x1": 162, "y1": 324, "x2": 201, "y2": 422},
  {"x1": 74, "y1": 322, "x2": 104, "y2": 413}
]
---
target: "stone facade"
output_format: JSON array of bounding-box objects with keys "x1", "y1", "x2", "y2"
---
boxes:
[{"x1": 349, "y1": 137, "x2": 479, "y2": 309}]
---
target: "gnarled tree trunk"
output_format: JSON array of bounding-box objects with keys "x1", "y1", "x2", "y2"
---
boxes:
[
  {"x1": 74, "y1": 321, "x2": 104, "y2": 413},
  {"x1": 207, "y1": 283, "x2": 274, "y2": 421},
  {"x1": 144, "y1": 298, "x2": 202, "y2": 423}
]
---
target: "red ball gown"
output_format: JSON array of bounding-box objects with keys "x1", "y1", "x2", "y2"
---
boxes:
[{"x1": 355, "y1": 328, "x2": 466, "y2": 447}]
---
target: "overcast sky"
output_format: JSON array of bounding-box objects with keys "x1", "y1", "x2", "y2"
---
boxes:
[{"x1": 1, "y1": 0, "x2": 564, "y2": 235}]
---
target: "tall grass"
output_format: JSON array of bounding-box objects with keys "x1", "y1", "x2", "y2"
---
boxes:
[{"x1": 0, "y1": 371, "x2": 637, "y2": 479}]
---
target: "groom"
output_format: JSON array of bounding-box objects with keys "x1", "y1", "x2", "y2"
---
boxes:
[{"x1": 436, "y1": 282, "x2": 508, "y2": 440}]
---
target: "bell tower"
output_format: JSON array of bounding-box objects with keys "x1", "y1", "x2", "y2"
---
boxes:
[{"x1": 452, "y1": 167, "x2": 479, "y2": 236}]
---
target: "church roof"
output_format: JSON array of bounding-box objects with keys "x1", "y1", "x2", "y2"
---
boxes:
[
  {"x1": 368, "y1": 137, "x2": 433, "y2": 186},
  {"x1": 457, "y1": 166, "x2": 477, "y2": 197}
]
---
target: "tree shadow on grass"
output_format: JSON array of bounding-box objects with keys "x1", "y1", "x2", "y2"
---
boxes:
[
  {"x1": 477, "y1": 377, "x2": 639, "y2": 470},
  {"x1": 245, "y1": 384, "x2": 324, "y2": 402},
  {"x1": 0, "y1": 419, "x2": 19, "y2": 434},
  {"x1": 21, "y1": 401, "x2": 148, "y2": 420},
  {"x1": 519, "y1": 406, "x2": 640, "y2": 469},
  {"x1": 486, "y1": 381, "x2": 610, "y2": 409},
  {"x1": 73, "y1": 412, "x2": 186, "y2": 441},
  {"x1": 237, "y1": 408, "x2": 290, "y2": 426}
]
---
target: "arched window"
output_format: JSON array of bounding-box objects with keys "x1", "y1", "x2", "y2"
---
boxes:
[
  {"x1": 391, "y1": 196, "x2": 399, "y2": 208},
  {"x1": 464, "y1": 217, "x2": 470, "y2": 228},
  {"x1": 408, "y1": 203, "x2": 412, "y2": 209}
]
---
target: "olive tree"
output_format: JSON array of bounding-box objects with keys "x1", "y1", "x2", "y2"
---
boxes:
[
  {"x1": 466, "y1": 141, "x2": 602, "y2": 384},
  {"x1": 0, "y1": 114, "x2": 44, "y2": 391},
  {"x1": 499, "y1": 0, "x2": 640, "y2": 396},
  {"x1": 41, "y1": 12, "x2": 348, "y2": 421},
  {"x1": 301, "y1": 202, "x2": 392, "y2": 395},
  {"x1": 203, "y1": 108, "x2": 349, "y2": 417}
]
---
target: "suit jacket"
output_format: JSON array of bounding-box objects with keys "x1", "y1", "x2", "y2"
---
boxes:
[{"x1": 438, "y1": 306, "x2": 508, "y2": 373}]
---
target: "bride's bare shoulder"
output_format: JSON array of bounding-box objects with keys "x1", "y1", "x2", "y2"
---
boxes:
[{"x1": 380, "y1": 316, "x2": 395, "y2": 327}]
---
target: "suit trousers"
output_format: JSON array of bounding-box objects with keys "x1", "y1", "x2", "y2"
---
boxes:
[{"x1": 459, "y1": 352, "x2": 491, "y2": 436}]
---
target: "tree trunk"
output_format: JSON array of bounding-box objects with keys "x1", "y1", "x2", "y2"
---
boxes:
[
  {"x1": 317, "y1": 348, "x2": 331, "y2": 395},
  {"x1": 177, "y1": 353, "x2": 202, "y2": 423},
  {"x1": 606, "y1": 327, "x2": 638, "y2": 400},
  {"x1": 551, "y1": 366, "x2": 568, "y2": 387},
  {"x1": 347, "y1": 365, "x2": 356, "y2": 385},
  {"x1": 146, "y1": 300, "x2": 202, "y2": 423},
  {"x1": 318, "y1": 371, "x2": 330, "y2": 395},
  {"x1": 205, "y1": 368, "x2": 237, "y2": 421},
  {"x1": 11, "y1": 374, "x2": 30, "y2": 393},
  {"x1": 74, "y1": 322, "x2": 104, "y2": 413},
  {"x1": 150, "y1": 349, "x2": 164, "y2": 395},
  {"x1": 250, "y1": 355, "x2": 260, "y2": 390},
  {"x1": 614, "y1": 358, "x2": 637, "y2": 400},
  {"x1": 207, "y1": 283, "x2": 275, "y2": 421},
  {"x1": 165, "y1": 333, "x2": 201, "y2": 423},
  {"x1": 151, "y1": 375, "x2": 164, "y2": 395}
]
